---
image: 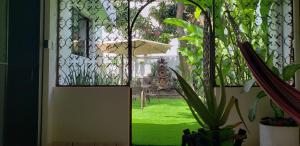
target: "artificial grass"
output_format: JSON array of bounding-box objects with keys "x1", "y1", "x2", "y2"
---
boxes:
[{"x1": 132, "y1": 98, "x2": 199, "y2": 146}]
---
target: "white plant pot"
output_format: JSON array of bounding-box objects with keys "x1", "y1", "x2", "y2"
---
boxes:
[{"x1": 260, "y1": 123, "x2": 299, "y2": 146}]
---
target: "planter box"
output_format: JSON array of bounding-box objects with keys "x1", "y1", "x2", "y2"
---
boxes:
[{"x1": 260, "y1": 123, "x2": 299, "y2": 146}]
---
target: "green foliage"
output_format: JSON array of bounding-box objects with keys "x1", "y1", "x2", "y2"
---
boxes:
[
  {"x1": 282, "y1": 64, "x2": 300, "y2": 81},
  {"x1": 64, "y1": 65, "x2": 120, "y2": 85},
  {"x1": 165, "y1": 0, "x2": 283, "y2": 87},
  {"x1": 105, "y1": 0, "x2": 283, "y2": 87},
  {"x1": 163, "y1": 0, "x2": 296, "y2": 125},
  {"x1": 164, "y1": 17, "x2": 204, "y2": 93},
  {"x1": 164, "y1": 18, "x2": 203, "y2": 40},
  {"x1": 246, "y1": 64, "x2": 300, "y2": 121},
  {"x1": 172, "y1": 61, "x2": 247, "y2": 130},
  {"x1": 248, "y1": 91, "x2": 266, "y2": 121},
  {"x1": 270, "y1": 100, "x2": 284, "y2": 118},
  {"x1": 176, "y1": 0, "x2": 213, "y2": 9},
  {"x1": 194, "y1": 7, "x2": 201, "y2": 19},
  {"x1": 108, "y1": 1, "x2": 197, "y2": 44},
  {"x1": 103, "y1": 2, "x2": 160, "y2": 42},
  {"x1": 165, "y1": 0, "x2": 263, "y2": 86}
]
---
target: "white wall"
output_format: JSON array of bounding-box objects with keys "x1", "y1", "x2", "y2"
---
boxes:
[
  {"x1": 42, "y1": 0, "x2": 58, "y2": 144},
  {"x1": 215, "y1": 87, "x2": 273, "y2": 146},
  {"x1": 132, "y1": 56, "x2": 178, "y2": 78},
  {"x1": 50, "y1": 87, "x2": 130, "y2": 145}
]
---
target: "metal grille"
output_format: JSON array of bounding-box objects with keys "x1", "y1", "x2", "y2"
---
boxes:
[
  {"x1": 57, "y1": 0, "x2": 129, "y2": 86},
  {"x1": 57, "y1": 0, "x2": 295, "y2": 86},
  {"x1": 269, "y1": 0, "x2": 294, "y2": 67},
  {"x1": 126, "y1": 0, "x2": 178, "y2": 83},
  {"x1": 57, "y1": 0, "x2": 176, "y2": 86}
]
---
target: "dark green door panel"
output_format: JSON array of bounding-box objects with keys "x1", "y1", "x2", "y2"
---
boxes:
[
  {"x1": 0, "y1": 0, "x2": 8, "y2": 145},
  {"x1": 3, "y1": 0, "x2": 41, "y2": 146}
]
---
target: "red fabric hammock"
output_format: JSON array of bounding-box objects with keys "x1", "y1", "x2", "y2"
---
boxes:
[{"x1": 237, "y1": 41, "x2": 300, "y2": 123}]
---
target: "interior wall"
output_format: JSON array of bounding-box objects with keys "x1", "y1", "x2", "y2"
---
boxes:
[
  {"x1": 50, "y1": 87, "x2": 130, "y2": 145},
  {"x1": 42, "y1": 0, "x2": 58, "y2": 145},
  {"x1": 215, "y1": 87, "x2": 273, "y2": 146},
  {"x1": 43, "y1": 0, "x2": 130, "y2": 145}
]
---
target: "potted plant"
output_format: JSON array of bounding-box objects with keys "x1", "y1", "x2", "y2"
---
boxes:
[
  {"x1": 172, "y1": 60, "x2": 248, "y2": 146},
  {"x1": 244, "y1": 63, "x2": 300, "y2": 146}
]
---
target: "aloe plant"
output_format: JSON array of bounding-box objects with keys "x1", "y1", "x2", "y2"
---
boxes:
[{"x1": 172, "y1": 60, "x2": 247, "y2": 130}]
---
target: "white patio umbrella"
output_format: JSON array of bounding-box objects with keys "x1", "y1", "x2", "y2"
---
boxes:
[
  {"x1": 97, "y1": 39, "x2": 171, "y2": 55},
  {"x1": 97, "y1": 39, "x2": 171, "y2": 83}
]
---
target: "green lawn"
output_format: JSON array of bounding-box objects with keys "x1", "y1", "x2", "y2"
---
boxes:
[{"x1": 132, "y1": 98, "x2": 199, "y2": 146}]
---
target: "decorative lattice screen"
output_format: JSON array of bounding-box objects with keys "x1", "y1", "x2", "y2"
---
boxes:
[{"x1": 57, "y1": 0, "x2": 129, "y2": 86}]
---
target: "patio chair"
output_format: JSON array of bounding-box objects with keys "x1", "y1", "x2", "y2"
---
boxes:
[{"x1": 131, "y1": 79, "x2": 142, "y2": 101}]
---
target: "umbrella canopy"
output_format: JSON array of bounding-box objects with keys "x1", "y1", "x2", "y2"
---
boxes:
[{"x1": 97, "y1": 39, "x2": 171, "y2": 55}]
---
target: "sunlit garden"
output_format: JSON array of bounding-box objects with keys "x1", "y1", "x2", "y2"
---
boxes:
[
  {"x1": 129, "y1": 0, "x2": 299, "y2": 145},
  {"x1": 55, "y1": 0, "x2": 299, "y2": 145},
  {"x1": 132, "y1": 98, "x2": 198, "y2": 145}
]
